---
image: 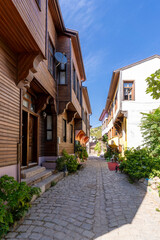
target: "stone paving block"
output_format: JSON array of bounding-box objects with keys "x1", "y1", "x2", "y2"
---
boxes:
[
  {"x1": 16, "y1": 232, "x2": 30, "y2": 239},
  {"x1": 29, "y1": 232, "x2": 43, "y2": 240},
  {"x1": 23, "y1": 220, "x2": 33, "y2": 225},
  {"x1": 43, "y1": 228, "x2": 55, "y2": 237},
  {"x1": 82, "y1": 230, "x2": 95, "y2": 238},
  {"x1": 16, "y1": 224, "x2": 30, "y2": 232},
  {"x1": 32, "y1": 226, "x2": 46, "y2": 233},
  {"x1": 44, "y1": 222, "x2": 55, "y2": 229},
  {"x1": 40, "y1": 236, "x2": 53, "y2": 240},
  {"x1": 5, "y1": 232, "x2": 18, "y2": 238},
  {"x1": 81, "y1": 222, "x2": 93, "y2": 231},
  {"x1": 32, "y1": 220, "x2": 44, "y2": 226},
  {"x1": 54, "y1": 232, "x2": 66, "y2": 239}
]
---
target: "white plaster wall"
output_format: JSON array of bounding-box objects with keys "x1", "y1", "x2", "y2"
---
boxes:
[
  {"x1": 122, "y1": 58, "x2": 160, "y2": 103},
  {"x1": 101, "y1": 114, "x2": 108, "y2": 136},
  {"x1": 102, "y1": 127, "x2": 108, "y2": 136},
  {"x1": 125, "y1": 102, "x2": 160, "y2": 148},
  {"x1": 0, "y1": 165, "x2": 17, "y2": 180},
  {"x1": 121, "y1": 57, "x2": 160, "y2": 148}
]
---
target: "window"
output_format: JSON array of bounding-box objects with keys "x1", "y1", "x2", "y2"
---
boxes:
[
  {"x1": 23, "y1": 93, "x2": 35, "y2": 112},
  {"x1": 115, "y1": 92, "x2": 118, "y2": 111},
  {"x1": 63, "y1": 119, "x2": 67, "y2": 142},
  {"x1": 80, "y1": 87, "x2": 82, "y2": 105},
  {"x1": 82, "y1": 108, "x2": 84, "y2": 121},
  {"x1": 123, "y1": 81, "x2": 134, "y2": 100},
  {"x1": 77, "y1": 78, "x2": 80, "y2": 100},
  {"x1": 59, "y1": 63, "x2": 66, "y2": 84},
  {"x1": 70, "y1": 124, "x2": 73, "y2": 143},
  {"x1": 46, "y1": 115, "x2": 53, "y2": 141},
  {"x1": 48, "y1": 37, "x2": 55, "y2": 77},
  {"x1": 73, "y1": 65, "x2": 76, "y2": 92},
  {"x1": 35, "y1": 0, "x2": 41, "y2": 10}
]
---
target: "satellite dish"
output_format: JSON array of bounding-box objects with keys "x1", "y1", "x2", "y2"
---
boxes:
[{"x1": 55, "y1": 52, "x2": 67, "y2": 64}]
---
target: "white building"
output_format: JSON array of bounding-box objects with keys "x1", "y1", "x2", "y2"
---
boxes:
[{"x1": 100, "y1": 55, "x2": 160, "y2": 154}]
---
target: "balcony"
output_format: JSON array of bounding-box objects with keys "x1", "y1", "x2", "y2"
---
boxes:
[{"x1": 108, "y1": 136, "x2": 119, "y2": 148}]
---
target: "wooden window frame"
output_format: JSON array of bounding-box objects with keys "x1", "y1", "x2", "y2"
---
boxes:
[
  {"x1": 123, "y1": 80, "x2": 135, "y2": 101},
  {"x1": 73, "y1": 64, "x2": 76, "y2": 92},
  {"x1": 46, "y1": 115, "x2": 53, "y2": 141},
  {"x1": 63, "y1": 119, "x2": 67, "y2": 142},
  {"x1": 70, "y1": 124, "x2": 73, "y2": 143},
  {"x1": 48, "y1": 36, "x2": 55, "y2": 78},
  {"x1": 23, "y1": 92, "x2": 36, "y2": 112},
  {"x1": 77, "y1": 77, "x2": 79, "y2": 101},
  {"x1": 80, "y1": 87, "x2": 82, "y2": 106},
  {"x1": 58, "y1": 63, "x2": 67, "y2": 85},
  {"x1": 35, "y1": 0, "x2": 41, "y2": 11}
]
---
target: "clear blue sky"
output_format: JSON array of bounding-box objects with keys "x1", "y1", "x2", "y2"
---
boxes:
[{"x1": 59, "y1": 0, "x2": 160, "y2": 128}]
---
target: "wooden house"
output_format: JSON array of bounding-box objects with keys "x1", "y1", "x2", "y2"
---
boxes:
[
  {"x1": 56, "y1": 30, "x2": 92, "y2": 154},
  {"x1": 0, "y1": 0, "x2": 91, "y2": 181}
]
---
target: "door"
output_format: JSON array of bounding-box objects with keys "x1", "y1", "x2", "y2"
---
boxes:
[
  {"x1": 22, "y1": 111, "x2": 28, "y2": 166},
  {"x1": 29, "y1": 114, "x2": 36, "y2": 163},
  {"x1": 22, "y1": 110, "x2": 38, "y2": 167}
]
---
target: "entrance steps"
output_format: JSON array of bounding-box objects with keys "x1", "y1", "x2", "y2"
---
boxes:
[
  {"x1": 21, "y1": 166, "x2": 46, "y2": 179},
  {"x1": 34, "y1": 172, "x2": 63, "y2": 194},
  {"x1": 42, "y1": 157, "x2": 58, "y2": 170},
  {"x1": 21, "y1": 166, "x2": 64, "y2": 196}
]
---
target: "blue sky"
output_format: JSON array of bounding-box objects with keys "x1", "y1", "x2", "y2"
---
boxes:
[{"x1": 59, "y1": 0, "x2": 160, "y2": 128}]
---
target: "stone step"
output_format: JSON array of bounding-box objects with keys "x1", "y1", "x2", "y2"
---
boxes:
[
  {"x1": 21, "y1": 166, "x2": 46, "y2": 179},
  {"x1": 45, "y1": 156, "x2": 58, "y2": 162},
  {"x1": 42, "y1": 161, "x2": 56, "y2": 169},
  {"x1": 22, "y1": 170, "x2": 52, "y2": 186},
  {"x1": 34, "y1": 172, "x2": 64, "y2": 195}
]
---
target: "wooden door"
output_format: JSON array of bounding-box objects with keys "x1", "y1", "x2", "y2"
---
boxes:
[
  {"x1": 22, "y1": 111, "x2": 28, "y2": 166},
  {"x1": 22, "y1": 110, "x2": 38, "y2": 167},
  {"x1": 29, "y1": 114, "x2": 37, "y2": 163},
  {"x1": 29, "y1": 115, "x2": 34, "y2": 163}
]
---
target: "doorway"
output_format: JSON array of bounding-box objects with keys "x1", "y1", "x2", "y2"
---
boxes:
[{"x1": 22, "y1": 110, "x2": 38, "y2": 167}]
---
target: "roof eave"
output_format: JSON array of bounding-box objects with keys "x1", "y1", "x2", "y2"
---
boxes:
[{"x1": 82, "y1": 87, "x2": 92, "y2": 114}]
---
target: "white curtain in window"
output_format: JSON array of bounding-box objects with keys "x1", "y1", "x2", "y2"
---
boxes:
[{"x1": 60, "y1": 72, "x2": 66, "y2": 84}]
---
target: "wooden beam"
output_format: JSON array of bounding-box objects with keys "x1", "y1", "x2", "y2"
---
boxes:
[
  {"x1": 66, "y1": 110, "x2": 77, "y2": 123},
  {"x1": 36, "y1": 94, "x2": 51, "y2": 114},
  {"x1": 17, "y1": 53, "x2": 44, "y2": 89}
]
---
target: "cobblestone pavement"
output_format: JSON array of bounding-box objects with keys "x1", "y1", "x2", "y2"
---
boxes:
[{"x1": 5, "y1": 157, "x2": 160, "y2": 240}]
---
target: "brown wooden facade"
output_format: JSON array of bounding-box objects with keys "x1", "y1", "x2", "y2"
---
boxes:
[{"x1": 0, "y1": 0, "x2": 91, "y2": 180}]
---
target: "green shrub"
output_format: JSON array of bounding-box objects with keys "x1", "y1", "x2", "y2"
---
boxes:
[
  {"x1": 57, "y1": 150, "x2": 78, "y2": 173},
  {"x1": 0, "y1": 199, "x2": 13, "y2": 238},
  {"x1": 149, "y1": 169, "x2": 160, "y2": 179},
  {"x1": 0, "y1": 175, "x2": 40, "y2": 238},
  {"x1": 75, "y1": 143, "x2": 88, "y2": 160},
  {"x1": 119, "y1": 147, "x2": 160, "y2": 181},
  {"x1": 104, "y1": 147, "x2": 114, "y2": 160},
  {"x1": 66, "y1": 155, "x2": 78, "y2": 173},
  {"x1": 56, "y1": 156, "x2": 66, "y2": 172}
]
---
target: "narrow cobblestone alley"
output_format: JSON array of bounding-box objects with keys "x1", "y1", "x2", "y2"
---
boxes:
[{"x1": 5, "y1": 158, "x2": 160, "y2": 240}]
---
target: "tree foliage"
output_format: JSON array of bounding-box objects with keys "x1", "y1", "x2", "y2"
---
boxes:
[
  {"x1": 141, "y1": 108, "x2": 160, "y2": 158},
  {"x1": 94, "y1": 142, "x2": 101, "y2": 154},
  {"x1": 145, "y1": 69, "x2": 160, "y2": 99},
  {"x1": 102, "y1": 134, "x2": 108, "y2": 143}
]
